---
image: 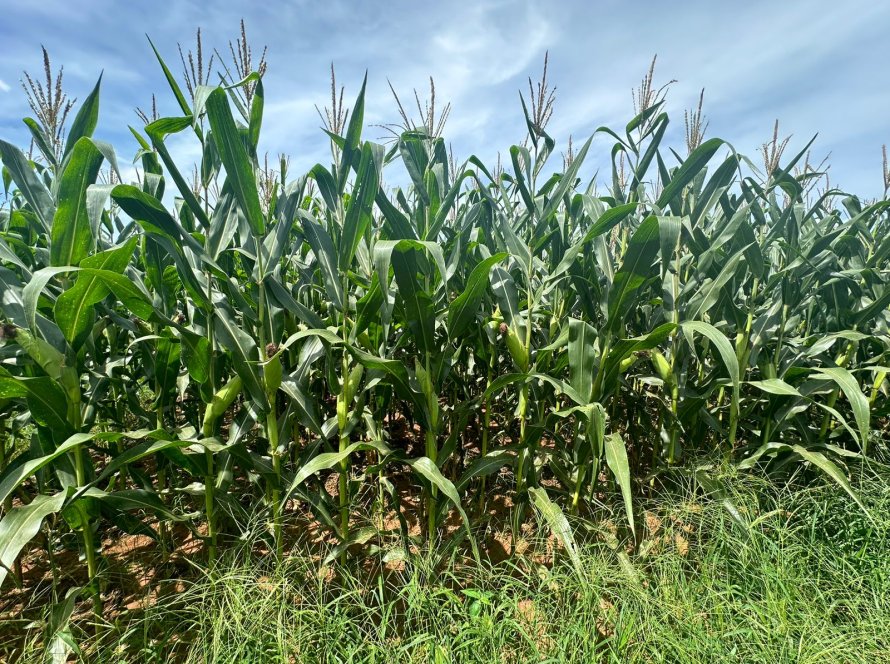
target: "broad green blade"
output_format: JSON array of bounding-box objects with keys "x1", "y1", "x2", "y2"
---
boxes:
[
  {"x1": 814, "y1": 367, "x2": 871, "y2": 453},
  {"x1": 529, "y1": 487, "x2": 584, "y2": 578},
  {"x1": 657, "y1": 138, "x2": 725, "y2": 210},
  {"x1": 604, "y1": 433, "x2": 634, "y2": 535},
  {"x1": 299, "y1": 211, "x2": 345, "y2": 312},
  {"x1": 0, "y1": 492, "x2": 67, "y2": 588},
  {"x1": 447, "y1": 253, "x2": 507, "y2": 338},
  {"x1": 54, "y1": 237, "x2": 139, "y2": 345},
  {"x1": 340, "y1": 142, "x2": 381, "y2": 270},
  {"x1": 0, "y1": 140, "x2": 55, "y2": 228},
  {"x1": 63, "y1": 74, "x2": 102, "y2": 158},
  {"x1": 50, "y1": 137, "x2": 104, "y2": 267},
  {"x1": 205, "y1": 87, "x2": 264, "y2": 236},
  {"x1": 568, "y1": 317, "x2": 597, "y2": 403},
  {"x1": 606, "y1": 215, "x2": 660, "y2": 337}
]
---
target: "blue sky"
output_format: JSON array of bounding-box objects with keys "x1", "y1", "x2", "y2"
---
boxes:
[{"x1": 0, "y1": 0, "x2": 888, "y2": 198}]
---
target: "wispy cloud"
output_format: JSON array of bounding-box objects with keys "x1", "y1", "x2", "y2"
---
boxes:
[{"x1": 0, "y1": 0, "x2": 887, "y2": 196}]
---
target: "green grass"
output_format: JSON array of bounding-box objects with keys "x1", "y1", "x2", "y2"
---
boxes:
[{"x1": 13, "y1": 468, "x2": 887, "y2": 664}]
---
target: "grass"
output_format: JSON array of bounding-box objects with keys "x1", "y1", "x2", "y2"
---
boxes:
[{"x1": 9, "y1": 467, "x2": 887, "y2": 664}]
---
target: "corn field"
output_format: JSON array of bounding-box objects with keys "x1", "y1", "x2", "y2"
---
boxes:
[{"x1": 0, "y1": 35, "x2": 888, "y2": 615}]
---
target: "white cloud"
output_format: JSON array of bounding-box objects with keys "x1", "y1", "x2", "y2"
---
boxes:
[{"x1": 0, "y1": 79, "x2": 10, "y2": 93}]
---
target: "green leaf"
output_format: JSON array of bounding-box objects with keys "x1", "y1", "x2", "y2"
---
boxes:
[
  {"x1": 22, "y1": 117, "x2": 57, "y2": 168},
  {"x1": 355, "y1": 277, "x2": 383, "y2": 337},
  {"x1": 278, "y1": 328, "x2": 432, "y2": 429},
  {"x1": 54, "y1": 237, "x2": 139, "y2": 345},
  {"x1": 146, "y1": 35, "x2": 192, "y2": 116},
  {"x1": 374, "y1": 239, "x2": 447, "y2": 321},
  {"x1": 853, "y1": 287, "x2": 890, "y2": 326},
  {"x1": 213, "y1": 303, "x2": 268, "y2": 412},
  {"x1": 179, "y1": 331, "x2": 211, "y2": 384},
  {"x1": 45, "y1": 587, "x2": 79, "y2": 664},
  {"x1": 22, "y1": 266, "x2": 68, "y2": 332},
  {"x1": 455, "y1": 449, "x2": 516, "y2": 492},
  {"x1": 681, "y1": 321, "x2": 740, "y2": 444},
  {"x1": 604, "y1": 432, "x2": 634, "y2": 536},
  {"x1": 152, "y1": 336, "x2": 181, "y2": 403},
  {"x1": 483, "y1": 371, "x2": 587, "y2": 407},
  {"x1": 748, "y1": 378, "x2": 802, "y2": 397},
  {"x1": 86, "y1": 434, "x2": 184, "y2": 490},
  {"x1": 80, "y1": 488, "x2": 187, "y2": 523},
  {"x1": 205, "y1": 87, "x2": 264, "y2": 236},
  {"x1": 748, "y1": 379, "x2": 861, "y2": 446},
  {"x1": 340, "y1": 142, "x2": 380, "y2": 270},
  {"x1": 338, "y1": 73, "x2": 367, "y2": 194},
  {"x1": 598, "y1": 324, "x2": 677, "y2": 399},
  {"x1": 376, "y1": 188, "x2": 418, "y2": 240},
  {"x1": 606, "y1": 215, "x2": 660, "y2": 336},
  {"x1": 144, "y1": 118, "x2": 211, "y2": 229},
  {"x1": 0, "y1": 139, "x2": 55, "y2": 228},
  {"x1": 12, "y1": 328, "x2": 67, "y2": 383},
  {"x1": 80, "y1": 268, "x2": 155, "y2": 320},
  {"x1": 813, "y1": 367, "x2": 870, "y2": 453},
  {"x1": 391, "y1": 250, "x2": 436, "y2": 354},
  {"x1": 547, "y1": 199, "x2": 638, "y2": 286},
  {"x1": 111, "y1": 185, "x2": 202, "y2": 254},
  {"x1": 0, "y1": 429, "x2": 169, "y2": 506},
  {"x1": 448, "y1": 253, "x2": 507, "y2": 338},
  {"x1": 582, "y1": 201, "x2": 639, "y2": 242},
  {"x1": 656, "y1": 138, "x2": 724, "y2": 209},
  {"x1": 0, "y1": 492, "x2": 67, "y2": 588},
  {"x1": 406, "y1": 456, "x2": 476, "y2": 553},
  {"x1": 657, "y1": 215, "x2": 682, "y2": 273},
  {"x1": 790, "y1": 445, "x2": 870, "y2": 517},
  {"x1": 50, "y1": 138, "x2": 104, "y2": 266},
  {"x1": 528, "y1": 487, "x2": 584, "y2": 578},
  {"x1": 299, "y1": 211, "x2": 344, "y2": 311},
  {"x1": 690, "y1": 154, "x2": 740, "y2": 225},
  {"x1": 403, "y1": 133, "x2": 435, "y2": 208},
  {"x1": 111, "y1": 185, "x2": 214, "y2": 310},
  {"x1": 568, "y1": 318, "x2": 597, "y2": 403},
  {"x1": 686, "y1": 248, "x2": 747, "y2": 321},
  {"x1": 63, "y1": 74, "x2": 102, "y2": 158},
  {"x1": 350, "y1": 346, "x2": 432, "y2": 429},
  {"x1": 248, "y1": 78, "x2": 264, "y2": 150},
  {"x1": 490, "y1": 265, "x2": 523, "y2": 330},
  {"x1": 0, "y1": 376, "x2": 71, "y2": 438},
  {"x1": 309, "y1": 164, "x2": 338, "y2": 211},
  {"x1": 279, "y1": 378, "x2": 325, "y2": 438},
  {"x1": 284, "y1": 439, "x2": 390, "y2": 501},
  {"x1": 541, "y1": 137, "x2": 591, "y2": 220}
]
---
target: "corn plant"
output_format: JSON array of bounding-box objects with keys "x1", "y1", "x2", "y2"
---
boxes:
[{"x1": 0, "y1": 33, "x2": 887, "y2": 614}]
